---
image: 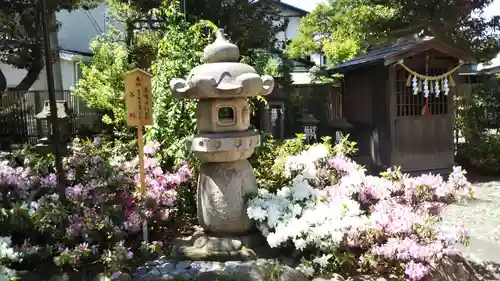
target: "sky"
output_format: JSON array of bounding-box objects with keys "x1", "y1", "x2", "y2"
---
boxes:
[
  {"x1": 282, "y1": 0, "x2": 326, "y2": 12},
  {"x1": 483, "y1": 0, "x2": 500, "y2": 19},
  {"x1": 283, "y1": 0, "x2": 500, "y2": 16}
]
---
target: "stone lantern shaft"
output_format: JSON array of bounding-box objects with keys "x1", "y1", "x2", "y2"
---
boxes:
[{"x1": 170, "y1": 29, "x2": 274, "y2": 261}]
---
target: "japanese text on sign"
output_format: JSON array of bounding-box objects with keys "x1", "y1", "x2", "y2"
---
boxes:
[{"x1": 124, "y1": 69, "x2": 153, "y2": 126}]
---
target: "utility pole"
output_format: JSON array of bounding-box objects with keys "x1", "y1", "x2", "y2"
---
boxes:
[
  {"x1": 180, "y1": 0, "x2": 186, "y2": 18},
  {"x1": 40, "y1": 0, "x2": 66, "y2": 201}
]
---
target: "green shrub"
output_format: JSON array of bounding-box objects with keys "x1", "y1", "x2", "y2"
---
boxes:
[
  {"x1": 251, "y1": 134, "x2": 357, "y2": 193},
  {"x1": 455, "y1": 75, "x2": 500, "y2": 174},
  {"x1": 0, "y1": 137, "x2": 195, "y2": 276},
  {"x1": 457, "y1": 134, "x2": 500, "y2": 174}
]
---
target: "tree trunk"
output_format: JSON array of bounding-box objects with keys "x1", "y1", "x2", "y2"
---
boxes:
[
  {"x1": 50, "y1": 12, "x2": 64, "y2": 98},
  {"x1": 14, "y1": 40, "x2": 43, "y2": 91},
  {"x1": 14, "y1": 65, "x2": 43, "y2": 91},
  {"x1": 125, "y1": 20, "x2": 134, "y2": 64},
  {"x1": 0, "y1": 68, "x2": 7, "y2": 91},
  {"x1": 13, "y1": 3, "x2": 44, "y2": 91}
]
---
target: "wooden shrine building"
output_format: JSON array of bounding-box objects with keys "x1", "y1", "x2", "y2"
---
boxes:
[{"x1": 328, "y1": 36, "x2": 476, "y2": 174}]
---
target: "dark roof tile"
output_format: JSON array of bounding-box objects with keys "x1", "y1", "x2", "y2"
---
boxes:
[
  {"x1": 328, "y1": 37, "x2": 426, "y2": 73},
  {"x1": 277, "y1": 1, "x2": 309, "y2": 15}
]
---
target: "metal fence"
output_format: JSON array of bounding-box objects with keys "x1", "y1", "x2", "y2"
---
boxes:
[{"x1": 0, "y1": 90, "x2": 103, "y2": 148}]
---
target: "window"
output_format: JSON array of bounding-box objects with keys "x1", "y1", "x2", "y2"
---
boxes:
[
  {"x1": 217, "y1": 106, "x2": 236, "y2": 126},
  {"x1": 74, "y1": 61, "x2": 84, "y2": 83},
  {"x1": 396, "y1": 67, "x2": 449, "y2": 117}
]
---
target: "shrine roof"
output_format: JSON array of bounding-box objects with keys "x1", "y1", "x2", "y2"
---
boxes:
[
  {"x1": 328, "y1": 36, "x2": 476, "y2": 74},
  {"x1": 278, "y1": 1, "x2": 309, "y2": 15}
]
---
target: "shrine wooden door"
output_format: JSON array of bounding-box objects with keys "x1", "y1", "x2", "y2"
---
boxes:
[{"x1": 390, "y1": 66, "x2": 455, "y2": 172}]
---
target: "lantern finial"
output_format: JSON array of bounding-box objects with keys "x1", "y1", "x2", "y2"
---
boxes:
[{"x1": 203, "y1": 28, "x2": 240, "y2": 63}]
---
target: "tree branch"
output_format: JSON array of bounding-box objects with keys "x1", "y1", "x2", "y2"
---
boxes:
[{"x1": 0, "y1": 68, "x2": 7, "y2": 91}]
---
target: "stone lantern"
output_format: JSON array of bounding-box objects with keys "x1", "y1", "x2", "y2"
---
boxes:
[
  {"x1": 298, "y1": 108, "x2": 319, "y2": 143},
  {"x1": 329, "y1": 118, "x2": 353, "y2": 143},
  {"x1": 34, "y1": 100, "x2": 71, "y2": 156},
  {"x1": 170, "y1": 29, "x2": 274, "y2": 261}
]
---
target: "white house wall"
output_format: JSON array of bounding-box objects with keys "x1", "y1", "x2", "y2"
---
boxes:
[
  {"x1": 478, "y1": 53, "x2": 500, "y2": 72},
  {"x1": 61, "y1": 60, "x2": 77, "y2": 90},
  {"x1": 275, "y1": 6, "x2": 303, "y2": 47},
  {"x1": 0, "y1": 60, "x2": 77, "y2": 92},
  {"x1": 0, "y1": 3, "x2": 109, "y2": 92},
  {"x1": 310, "y1": 53, "x2": 324, "y2": 66},
  {"x1": 0, "y1": 63, "x2": 48, "y2": 91},
  {"x1": 274, "y1": 4, "x2": 326, "y2": 84}
]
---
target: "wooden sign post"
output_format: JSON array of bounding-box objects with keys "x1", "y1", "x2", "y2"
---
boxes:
[{"x1": 124, "y1": 68, "x2": 153, "y2": 243}]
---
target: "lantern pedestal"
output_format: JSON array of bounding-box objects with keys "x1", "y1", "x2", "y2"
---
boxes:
[{"x1": 329, "y1": 117, "x2": 353, "y2": 143}]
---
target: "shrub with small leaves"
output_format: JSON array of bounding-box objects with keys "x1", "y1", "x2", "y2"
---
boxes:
[{"x1": 0, "y1": 137, "x2": 195, "y2": 274}]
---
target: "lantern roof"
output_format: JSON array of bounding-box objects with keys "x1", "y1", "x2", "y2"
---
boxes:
[{"x1": 169, "y1": 28, "x2": 274, "y2": 100}]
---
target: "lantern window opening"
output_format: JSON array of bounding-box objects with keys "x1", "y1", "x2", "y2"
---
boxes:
[{"x1": 217, "y1": 106, "x2": 236, "y2": 126}]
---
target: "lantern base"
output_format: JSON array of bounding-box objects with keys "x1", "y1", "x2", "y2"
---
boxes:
[{"x1": 171, "y1": 229, "x2": 278, "y2": 262}]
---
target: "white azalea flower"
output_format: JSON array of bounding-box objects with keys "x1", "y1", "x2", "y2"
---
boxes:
[
  {"x1": 277, "y1": 186, "x2": 292, "y2": 198},
  {"x1": 313, "y1": 254, "x2": 333, "y2": 268},
  {"x1": 266, "y1": 232, "x2": 281, "y2": 248},
  {"x1": 296, "y1": 264, "x2": 315, "y2": 277},
  {"x1": 290, "y1": 203, "x2": 302, "y2": 216},
  {"x1": 305, "y1": 144, "x2": 329, "y2": 161},
  {"x1": 258, "y1": 189, "x2": 270, "y2": 197},
  {"x1": 0, "y1": 237, "x2": 19, "y2": 260},
  {"x1": 291, "y1": 177, "x2": 315, "y2": 201},
  {"x1": 246, "y1": 143, "x2": 374, "y2": 266},
  {"x1": 247, "y1": 205, "x2": 267, "y2": 221},
  {"x1": 293, "y1": 238, "x2": 307, "y2": 251}
]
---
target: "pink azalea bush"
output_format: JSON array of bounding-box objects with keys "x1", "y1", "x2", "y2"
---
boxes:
[
  {"x1": 0, "y1": 137, "x2": 193, "y2": 274},
  {"x1": 248, "y1": 139, "x2": 473, "y2": 280}
]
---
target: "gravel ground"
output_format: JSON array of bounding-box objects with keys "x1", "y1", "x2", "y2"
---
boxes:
[
  {"x1": 439, "y1": 176, "x2": 500, "y2": 280},
  {"x1": 441, "y1": 177, "x2": 500, "y2": 242}
]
